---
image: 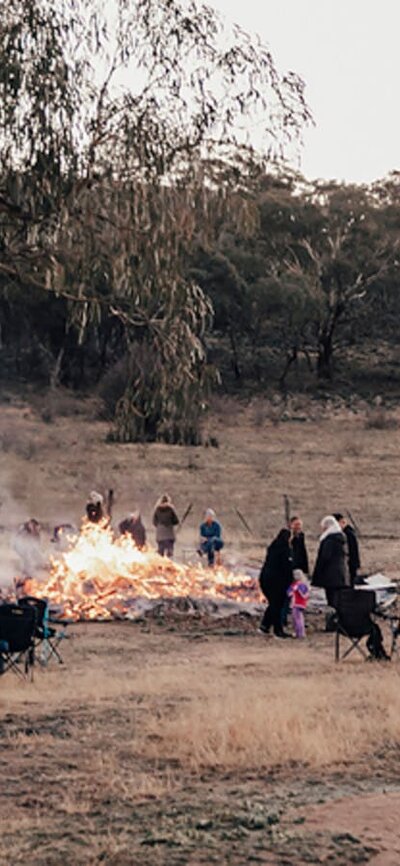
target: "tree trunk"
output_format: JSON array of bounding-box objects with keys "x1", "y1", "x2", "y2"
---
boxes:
[
  {"x1": 317, "y1": 333, "x2": 334, "y2": 380},
  {"x1": 50, "y1": 347, "x2": 65, "y2": 390},
  {"x1": 229, "y1": 328, "x2": 241, "y2": 380},
  {"x1": 279, "y1": 346, "x2": 298, "y2": 390}
]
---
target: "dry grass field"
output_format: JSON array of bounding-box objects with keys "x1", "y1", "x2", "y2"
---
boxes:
[{"x1": 1, "y1": 389, "x2": 400, "y2": 865}]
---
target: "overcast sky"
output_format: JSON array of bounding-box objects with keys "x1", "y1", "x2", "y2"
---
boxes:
[{"x1": 209, "y1": 0, "x2": 400, "y2": 184}]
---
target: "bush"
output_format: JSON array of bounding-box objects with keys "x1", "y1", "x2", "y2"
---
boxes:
[
  {"x1": 97, "y1": 359, "x2": 129, "y2": 420},
  {"x1": 364, "y1": 407, "x2": 398, "y2": 430}
]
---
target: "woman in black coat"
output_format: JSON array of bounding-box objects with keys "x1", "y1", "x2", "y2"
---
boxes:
[
  {"x1": 312, "y1": 515, "x2": 347, "y2": 608},
  {"x1": 333, "y1": 513, "x2": 361, "y2": 586},
  {"x1": 259, "y1": 528, "x2": 293, "y2": 637}
]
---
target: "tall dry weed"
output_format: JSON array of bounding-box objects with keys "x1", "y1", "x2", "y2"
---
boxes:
[{"x1": 138, "y1": 668, "x2": 400, "y2": 772}]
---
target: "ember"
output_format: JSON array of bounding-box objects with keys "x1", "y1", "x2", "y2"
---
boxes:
[{"x1": 29, "y1": 522, "x2": 260, "y2": 621}]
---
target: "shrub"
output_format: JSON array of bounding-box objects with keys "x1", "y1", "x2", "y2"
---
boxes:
[
  {"x1": 365, "y1": 407, "x2": 398, "y2": 430},
  {"x1": 97, "y1": 359, "x2": 129, "y2": 420}
]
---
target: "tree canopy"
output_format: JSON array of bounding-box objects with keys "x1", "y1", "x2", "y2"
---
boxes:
[{"x1": 0, "y1": 0, "x2": 311, "y2": 440}]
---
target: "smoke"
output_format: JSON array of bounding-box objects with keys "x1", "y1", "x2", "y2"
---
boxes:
[{"x1": 0, "y1": 469, "x2": 47, "y2": 588}]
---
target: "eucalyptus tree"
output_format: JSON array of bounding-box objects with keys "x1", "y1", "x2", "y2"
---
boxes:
[{"x1": 0, "y1": 0, "x2": 311, "y2": 439}]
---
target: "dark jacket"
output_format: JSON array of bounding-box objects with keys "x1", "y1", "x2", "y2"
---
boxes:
[
  {"x1": 152, "y1": 503, "x2": 179, "y2": 542},
  {"x1": 119, "y1": 516, "x2": 146, "y2": 549},
  {"x1": 259, "y1": 530, "x2": 293, "y2": 601},
  {"x1": 86, "y1": 501, "x2": 103, "y2": 523},
  {"x1": 291, "y1": 532, "x2": 309, "y2": 574},
  {"x1": 312, "y1": 532, "x2": 347, "y2": 590},
  {"x1": 344, "y1": 525, "x2": 360, "y2": 582},
  {"x1": 200, "y1": 520, "x2": 222, "y2": 541}
]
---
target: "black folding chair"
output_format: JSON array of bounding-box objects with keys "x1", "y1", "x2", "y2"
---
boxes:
[
  {"x1": 18, "y1": 596, "x2": 69, "y2": 666},
  {"x1": 375, "y1": 609, "x2": 400, "y2": 660},
  {"x1": 334, "y1": 588, "x2": 376, "y2": 662},
  {"x1": 0, "y1": 604, "x2": 36, "y2": 679}
]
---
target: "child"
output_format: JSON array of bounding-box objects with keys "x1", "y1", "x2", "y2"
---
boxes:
[{"x1": 288, "y1": 569, "x2": 309, "y2": 638}]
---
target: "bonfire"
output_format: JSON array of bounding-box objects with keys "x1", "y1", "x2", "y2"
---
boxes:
[{"x1": 28, "y1": 522, "x2": 260, "y2": 621}]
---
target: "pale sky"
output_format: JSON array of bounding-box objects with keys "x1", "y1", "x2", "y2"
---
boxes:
[{"x1": 209, "y1": 0, "x2": 400, "y2": 184}]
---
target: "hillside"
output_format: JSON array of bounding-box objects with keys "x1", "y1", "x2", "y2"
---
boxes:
[{"x1": 1, "y1": 388, "x2": 400, "y2": 584}]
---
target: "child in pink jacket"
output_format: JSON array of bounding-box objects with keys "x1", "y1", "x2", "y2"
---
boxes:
[{"x1": 287, "y1": 569, "x2": 309, "y2": 638}]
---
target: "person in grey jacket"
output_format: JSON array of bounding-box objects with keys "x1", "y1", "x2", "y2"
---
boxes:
[
  {"x1": 152, "y1": 494, "x2": 179, "y2": 557},
  {"x1": 312, "y1": 515, "x2": 348, "y2": 608}
]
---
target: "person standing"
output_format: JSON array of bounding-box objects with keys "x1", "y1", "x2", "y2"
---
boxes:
[
  {"x1": 86, "y1": 491, "x2": 104, "y2": 523},
  {"x1": 312, "y1": 515, "x2": 347, "y2": 608},
  {"x1": 259, "y1": 528, "x2": 293, "y2": 638},
  {"x1": 152, "y1": 494, "x2": 179, "y2": 557},
  {"x1": 281, "y1": 515, "x2": 309, "y2": 628},
  {"x1": 290, "y1": 516, "x2": 309, "y2": 574},
  {"x1": 333, "y1": 513, "x2": 360, "y2": 586},
  {"x1": 13, "y1": 518, "x2": 44, "y2": 579},
  {"x1": 287, "y1": 569, "x2": 309, "y2": 638},
  {"x1": 199, "y1": 509, "x2": 224, "y2": 566},
  {"x1": 119, "y1": 511, "x2": 146, "y2": 550}
]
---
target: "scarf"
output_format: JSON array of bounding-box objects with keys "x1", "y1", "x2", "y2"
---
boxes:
[{"x1": 319, "y1": 515, "x2": 344, "y2": 542}]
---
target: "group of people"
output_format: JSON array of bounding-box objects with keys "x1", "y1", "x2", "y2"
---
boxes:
[
  {"x1": 259, "y1": 513, "x2": 389, "y2": 658},
  {"x1": 259, "y1": 513, "x2": 361, "y2": 640},
  {"x1": 9, "y1": 502, "x2": 391, "y2": 658},
  {"x1": 85, "y1": 491, "x2": 225, "y2": 565}
]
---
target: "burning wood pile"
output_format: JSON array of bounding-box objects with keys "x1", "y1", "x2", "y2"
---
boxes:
[{"x1": 27, "y1": 522, "x2": 261, "y2": 621}]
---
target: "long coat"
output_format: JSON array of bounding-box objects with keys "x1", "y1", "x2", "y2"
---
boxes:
[
  {"x1": 344, "y1": 525, "x2": 360, "y2": 582},
  {"x1": 152, "y1": 504, "x2": 179, "y2": 542},
  {"x1": 119, "y1": 516, "x2": 146, "y2": 549},
  {"x1": 312, "y1": 532, "x2": 347, "y2": 590},
  {"x1": 291, "y1": 532, "x2": 309, "y2": 574},
  {"x1": 259, "y1": 537, "x2": 293, "y2": 602}
]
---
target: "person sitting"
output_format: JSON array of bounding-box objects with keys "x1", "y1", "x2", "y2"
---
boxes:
[
  {"x1": 119, "y1": 511, "x2": 146, "y2": 550},
  {"x1": 199, "y1": 509, "x2": 224, "y2": 567},
  {"x1": 86, "y1": 491, "x2": 104, "y2": 524},
  {"x1": 152, "y1": 494, "x2": 179, "y2": 558}
]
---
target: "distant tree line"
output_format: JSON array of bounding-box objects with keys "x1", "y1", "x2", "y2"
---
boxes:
[{"x1": 190, "y1": 171, "x2": 400, "y2": 388}]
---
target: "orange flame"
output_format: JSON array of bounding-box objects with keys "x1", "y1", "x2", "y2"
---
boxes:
[{"x1": 29, "y1": 522, "x2": 260, "y2": 621}]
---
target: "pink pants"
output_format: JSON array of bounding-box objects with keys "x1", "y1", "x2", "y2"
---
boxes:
[{"x1": 292, "y1": 606, "x2": 306, "y2": 638}]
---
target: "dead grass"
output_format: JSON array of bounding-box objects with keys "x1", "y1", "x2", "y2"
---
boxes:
[
  {"x1": 144, "y1": 670, "x2": 400, "y2": 771},
  {"x1": 2, "y1": 392, "x2": 400, "y2": 575},
  {"x1": 2, "y1": 394, "x2": 400, "y2": 862},
  {"x1": 1, "y1": 623, "x2": 400, "y2": 865},
  {"x1": 365, "y1": 406, "x2": 399, "y2": 430},
  {"x1": 4, "y1": 627, "x2": 400, "y2": 778}
]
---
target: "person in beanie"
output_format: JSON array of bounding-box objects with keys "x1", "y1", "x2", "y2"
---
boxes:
[
  {"x1": 287, "y1": 569, "x2": 309, "y2": 638},
  {"x1": 259, "y1": 528, "x2": 293, "y2": 638},
  {"x1": 312, "y1": 515, "x2": 347, "y2": 608},
  {"x1": 86, "y1": 491, "x2": 104, "y2": 523},
  {"x1": 199, "y1": 509, "x2": 224, "y2": 566},
  {"x1": 333, "y1": 513, "x2": 361, "y2": 586},
  {"x1": 152, "y1": 494, "x2": 179, "y2": 557}
]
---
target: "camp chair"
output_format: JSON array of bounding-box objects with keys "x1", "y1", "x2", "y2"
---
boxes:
[
  {"x1": 374, "y1": 609, "x2": 400, "y2": 660},
  {"x1": 0, "y1": 604, "x2": 36, "y2": 679},
  {"x1": 18, "y1": 596, "x2": 69, "y2": 666},
  {"x1": 334, "y1": 588, "x2": 376, "y2": 662}
]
